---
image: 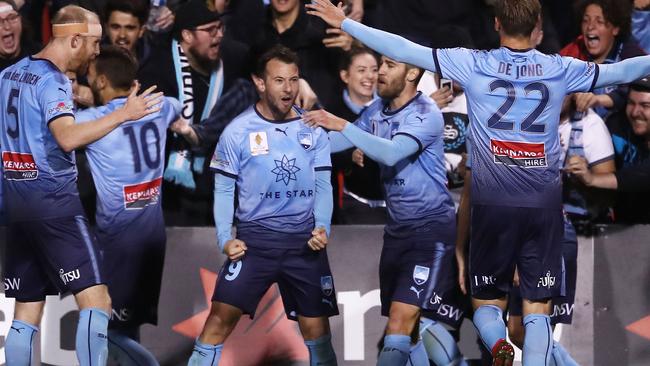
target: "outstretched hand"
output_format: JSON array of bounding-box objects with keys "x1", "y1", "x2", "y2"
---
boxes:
[
  {"x1": 121, "y1": 81, "x2": 163, "y2": 122},
  {"x1": 303, "y1": 109, "x2": 347, "y2": 131},
  {"x1": 306, "y1": 0, "x2": 347, "y2": 29}
]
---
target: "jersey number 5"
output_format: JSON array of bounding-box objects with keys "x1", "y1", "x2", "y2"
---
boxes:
[
  {"x1": 123, "y1": 122, "x2": 161, "y2": 173},
  {"x1": 6, "y1": 88, "x2": 19, "y2": 138},
  {"x1": 487, "y1": 80, "x2": 549, "y2": 133}
]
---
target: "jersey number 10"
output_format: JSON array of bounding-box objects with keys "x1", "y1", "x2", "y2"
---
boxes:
[{"x1": 123, "y1": 122, "x2": 161, "y2": 173}]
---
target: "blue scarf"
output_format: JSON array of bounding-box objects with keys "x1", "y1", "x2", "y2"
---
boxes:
[{"x1": 163, "y1": 39, "x2": 223, "y2": 190}]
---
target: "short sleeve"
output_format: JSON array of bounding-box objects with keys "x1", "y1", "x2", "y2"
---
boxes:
[
  {"x1": 432, "y1": 47, "x2": 477, "y2": 87},
  {"x1": 40, "y1": 75, "x2": 74, "y2": 125},
  {"x1": 394, "y1": 109, "x2": 443, "y2": 153},
  {"x1": 582, "y1": 112, "x2": 614, "y2": 166},
  {"x1": 74, "y1": 108, "x2": 98, "y2": 124},
  {"x1": 562, "y1": 57, "x2": 599, "y2": 93},
  {"x1": 164, "y1": 97, "x2": 182, "y2": 126},
  {"x1": 313, "y1": 128, "x2": 332, "y2": 171},
  {"x1": 210, "y1": 127, "x2": 241, "y2": 178}
]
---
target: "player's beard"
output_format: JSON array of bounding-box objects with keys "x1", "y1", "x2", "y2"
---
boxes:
[
  {"x1": 377, "y1": 77, "x2": 406, "y2": 100},
  {"x1": 266, "y1": 93, "x2": 296, "y2": 120},
  {"x1": 90, "y1": 80, "x2": 102, "y2": 106}
]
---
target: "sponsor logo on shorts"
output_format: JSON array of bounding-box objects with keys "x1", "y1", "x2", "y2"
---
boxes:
[
  {"x1": 123, "y1": 177, "x2": 162, "y2": 210},
  {"x1": 551, "y1": 303, "x2": 574, "y2": 318},
  {"x1": 59, "y1": 268, "x2": 80, "y2": 285},
  {"x1": 436, "y1": 303, "x2": 464, "y2": 322},
  {"x1": 474, "y1": 275, "x2": 497, "y2": 286},
  {"x1": 429, "y1": 292, "x2": 442, "y2": 306},
  {"x1": 491, "y1": 139, "x2": 547, "y2": 168},
  {"x1": 321, "y1": 276, "x2": 334, "y2": 296},
  {"x1": 413, "y1": 265, "x2": 430, "y2": 285},
  {"x1": 537, "y1": 271, "x2": 556, "y2": 289},
  {"x1": 2, "y1": 151, "x2": 38, "y2": 180},
  {"x1": 111, "y1": 308, "x2": 132, "y2": 322},
  {"x1": 409, "y1": 286, "x2": 424, "y2": 298},
  {"x1": 322, "y1": 298, "x2": 334, "y2": 308},
  {"x1": 3, "y1": 277, "x2": 20, "y2": 291}
]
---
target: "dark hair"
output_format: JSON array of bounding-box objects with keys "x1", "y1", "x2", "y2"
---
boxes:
[
  {"x1": 254, "y1": 45, "x2": 300, "y2": 78},
  {"x1": 494, "y1": 0, "x2": 541, "y2": 38},
  {"x1": 576, "y1": 0, "x2": 632, "y2": 38},
  {"x1": 95, "y1": 45, "x2": 137, "y2": 90},
  {"x1": 103, "y1": 0, "x2": 150, "y2": 26},
  {"x1": 339, "y1": 46, "x2": 379, "y2": 71}
]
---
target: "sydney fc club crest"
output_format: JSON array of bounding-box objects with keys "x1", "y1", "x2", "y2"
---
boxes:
[
  {"x1": 298, "y1": 132, "x2": 313, "y2": 150},
  {"x1": 321, "y1": 276, "x2": 333, "y2": 296},
  {"x1": 413, "y1": 265, "x2": 430, "y2": 286}
]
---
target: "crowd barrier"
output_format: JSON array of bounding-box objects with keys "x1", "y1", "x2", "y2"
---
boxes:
[{"x1": 0, "y1": 225, "x2": 648, "y2": 365}]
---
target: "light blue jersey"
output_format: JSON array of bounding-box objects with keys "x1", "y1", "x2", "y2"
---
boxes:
[
  {"x1": 356, "y1": 92, "x2": 454, "y2": 233},
  {"x1": 432, "y1": 47, "x2": 598, "y2": 209},
  {"x1": 210, "y1": 105, "x2": 331, "y2": 234},
  {"x1": 0, "y1": 56, "x2": 82, "y2": 221},
  {"x1": 75, "y1": 97, "x2": 181, "y2": 235}
]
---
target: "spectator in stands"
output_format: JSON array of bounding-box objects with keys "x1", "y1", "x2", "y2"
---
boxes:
[
  {"x1": 632, "y1": 0, "x2": 650, "y2": 53},
  {"x1": 0, "y1": 0, "x2": 38, "y2": 70},
  {"x1": 591, "y1": 76, "x2": 650, "y2": 223},
  {"x1": 561, "y1": 0, "x2": 646, "y2": 118},
  {"x1": 252, "y1": 0, "x2": 352, "y2": 108},
  {"x1": 139, "y1": 0, "x2": 250, "y2": 225},
  {"x1": 103, "y1": 0, "x2": 152, "y2": 73},
  {"x1": 327, "y1": 46, "x2": 385, "y2": 224}
]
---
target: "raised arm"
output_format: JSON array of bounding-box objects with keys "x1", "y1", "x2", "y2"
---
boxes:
[
  {"x1": 306, "y1": 0, "x2": 436, "y2": 71},
  {"x1": 594, "y1": 55, "x2": 650, "y2": 89},
  {"x1": 303, "y1": 109, "x2": 419, "y2": 166}
]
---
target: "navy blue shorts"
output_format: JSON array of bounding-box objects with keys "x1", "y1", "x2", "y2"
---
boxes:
[
  {"x1": 470, "y1": 205, "x2": 564, "y2": 301},
  {"x1": 212, "y1": 229, "x2": 339, "y2": 320},
  {"x1": 508, "y1": 217, "x2": 577, "y2": 325},
  {"x1": 3, "y1": 215, "x2": 104, "y2": 302},
  {"x1": 97, "y1": 225, "x2": 166, "y2": 329},
  {"x1": 379, "y1": 230, "x2": 455, "y2": 317}
]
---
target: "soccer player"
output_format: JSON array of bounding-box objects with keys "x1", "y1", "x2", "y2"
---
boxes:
[
  {"x1": 0, "y1": 6, "x2": 161, "y2": 365},
  {"x1": 303, "y1": 54, "x2": 457, "y2": 366},
  {"x1": 307, "y1": 0, "x2": 650, "y2": 364},
  {"x1": 75, "y1": 45, "x2": 181, "y2": 365},
  {"x1": 188, "y1": 45, "x2": 337, "y2": 365}
]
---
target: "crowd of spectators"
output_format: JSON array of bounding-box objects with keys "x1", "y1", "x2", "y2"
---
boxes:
[{"x1": 3, "y1": 0, "x2": 650, "y2": 229}]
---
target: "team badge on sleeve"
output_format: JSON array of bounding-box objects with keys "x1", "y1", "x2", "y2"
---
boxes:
[
  {"x1": 298, "y1": 132, "x2": 313, "y2": 150},
  {"x1": 249, "y1": 132, "x2": 269, "y2": 156},
  {"x1": 413, "y1": 265, "x2": 430, "y2": 285},
  {"x1": 321, "y1": 276, "x2": 334, "y2": 296}
]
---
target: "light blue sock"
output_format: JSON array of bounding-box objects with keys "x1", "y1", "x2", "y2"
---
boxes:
[
  {"x1": 406, "y1": 340, "x2": 429, "y2": 366},
  {"x1": 304, "y1": 334, "x2": 337, "y2": 366},
  {"x1": 76, "y1": 308, "x2": 109, "y2": 366},
  {"x1": 523, "y1": 314, "x2": 553, "y2": 366},
  {"x1": 473, "y1": 305, "x2": 506, "y2": 352},
  {"x1": 420, "y1": 318, "x2": 468, "y2": 366},
  {"x1": 5, "y1": 320, "x2": 38, "y2": 366},
  {"x1": 550, "y1": 341, "x2": 579, "y2": 366},
  {"x1": 377, "y1": 334, "x2": 410, "y2": 366},
  {"x1": 108, "y1": 329, "x2": 159, "y2": 366},
  {"x1": 187, "y1": 339, "x2": 222, "y2": 366}
]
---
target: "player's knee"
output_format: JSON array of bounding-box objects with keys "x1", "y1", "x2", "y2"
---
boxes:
[
  {"x1": 299, "y1": 316, "x2": 330, "y2": 340},
  {"x1": 74, "y1": 284, "x2": 112, "y2": 314},
  {"x1": 386, "y1": 308, "x2": 419, "y2": 335}
]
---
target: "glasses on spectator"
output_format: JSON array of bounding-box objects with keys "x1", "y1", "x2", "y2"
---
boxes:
[
  {"x1": 0, "y1": 13, "x2": 19, "y2": 27},
  {"x1": 192, "y1": 23, "x2": 224, "y2": 37}
]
